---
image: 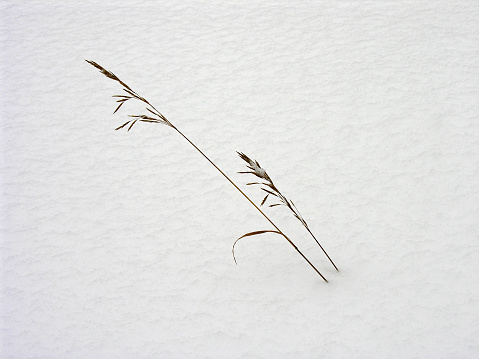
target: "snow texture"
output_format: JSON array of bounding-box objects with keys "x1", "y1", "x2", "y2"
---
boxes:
[{"x1": 1, "y1": 1, "x2": 479, "y2": 358}]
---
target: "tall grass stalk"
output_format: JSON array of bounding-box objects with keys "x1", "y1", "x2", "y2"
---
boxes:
[{"x1": 86, "y1": 60, "x2": 329, "y2": 282}]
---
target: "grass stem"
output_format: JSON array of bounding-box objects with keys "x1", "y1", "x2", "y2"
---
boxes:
[{"x1": 86, "y1": 60, "x2": 328, "y2": 282}]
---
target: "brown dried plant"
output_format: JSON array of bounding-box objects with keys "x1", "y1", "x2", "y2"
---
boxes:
[
  {"x1": 237, "y1": 152, "x2": 338, "y2": 271},
  {"x1": 86, "y1": 60, "x2": 330, "y2": 282}
]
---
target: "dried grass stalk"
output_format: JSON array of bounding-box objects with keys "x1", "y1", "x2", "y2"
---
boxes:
[
  {"x1": 238, "y1": 152, "x2": 338, "y2": 271},
  {"x1": 86, "y1": 60, "x2": 329, "y2": 282}
]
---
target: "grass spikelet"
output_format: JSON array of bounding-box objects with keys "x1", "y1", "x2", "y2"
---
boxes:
[{"x1": 237, "y1": 152, "x2": 338, "y2": 271}]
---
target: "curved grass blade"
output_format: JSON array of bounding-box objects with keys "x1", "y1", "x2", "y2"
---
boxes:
[{"x1": 232, "y1": 230, "x2": 281, "y2": 264}]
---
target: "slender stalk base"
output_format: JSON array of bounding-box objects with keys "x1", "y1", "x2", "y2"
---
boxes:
[{"x1": 306, "y1": 227, "x2": 338, "y2": 271}]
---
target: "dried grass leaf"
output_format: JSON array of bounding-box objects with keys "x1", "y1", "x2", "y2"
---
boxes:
[
  {"x1": 232, "y1": 230, "x2": 281, "y2": 264},
  {"x1": 260, "y1": 194, "x2": 269, "y2": 206},
  {"x1": 113, "y1": 101, "x2": 124, "y2": 114},
  {"x1": 127, "y1": 120, "x2": 137, "y2": 131},
  {"x1": 115, "y1": 121, "x2": 130, "y2": 131}
]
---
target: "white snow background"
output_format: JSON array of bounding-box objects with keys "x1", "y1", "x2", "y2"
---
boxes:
[{"x1": 1, "y1": 1, "x2": 478, "y2": 358}]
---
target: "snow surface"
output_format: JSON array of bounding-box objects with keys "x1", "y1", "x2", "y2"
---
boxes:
[{"x1": 1, "y1": 1, "x2": 479, "y2": 358}]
